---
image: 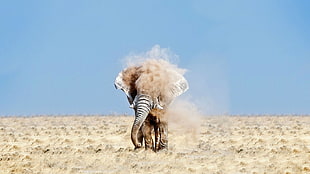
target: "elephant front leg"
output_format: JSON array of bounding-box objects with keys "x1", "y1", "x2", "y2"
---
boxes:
[
  {"x1": 141, "y1": 118, "x2": 154, "y2": 151},
  {"x1": 158, "y1": 121, "x2": 168, "y2": 151},
  {"x1": 154, "y1": 124, "x2": 160, "y2": 152}
]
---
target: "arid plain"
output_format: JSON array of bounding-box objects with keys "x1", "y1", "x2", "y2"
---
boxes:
[{"x1": 0, "y1": 115, "x2": 309, "y2": 174}]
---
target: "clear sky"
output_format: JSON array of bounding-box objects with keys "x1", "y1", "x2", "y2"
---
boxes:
[{"x1": 1, "y1": 0, "x2": 309, "y2": 116}]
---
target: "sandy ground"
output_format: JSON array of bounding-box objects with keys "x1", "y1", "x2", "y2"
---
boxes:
[{"x1": 0, "y1": 115, "x2": 309, "y2": 174}]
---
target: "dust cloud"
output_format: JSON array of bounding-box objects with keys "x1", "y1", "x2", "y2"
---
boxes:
[
  {"x1": 121, "y1": 45, "x2": 203, "y2": 140},
  {"x1": 122, "y1": 44, "x2": 179, "y2": 68},
  {"x1": 121, "y1": 45, "x2": 187, "y2": 107},
  {"x1": 166, "y1": 98, "x2": 203, "y2": 146}
]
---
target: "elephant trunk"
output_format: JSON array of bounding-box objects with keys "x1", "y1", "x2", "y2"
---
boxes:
[{"x1": 131, "y1": 94, "x2": 152, "y2": 148}]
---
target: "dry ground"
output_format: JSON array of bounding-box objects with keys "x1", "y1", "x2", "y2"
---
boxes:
[{"x1": 0, "y1": 115, "x2": 309, "y2": 174}]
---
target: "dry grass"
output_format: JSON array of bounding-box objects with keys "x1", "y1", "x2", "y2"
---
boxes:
[{"x1": 0, "y1": 115, "x2": 309, "y2": 174}]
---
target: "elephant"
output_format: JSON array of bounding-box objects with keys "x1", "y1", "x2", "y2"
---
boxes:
[{"x1": 114, "y1": 59, "x2": 189, "y2": 151}]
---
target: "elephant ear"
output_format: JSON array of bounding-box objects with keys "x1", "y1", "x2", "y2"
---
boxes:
[
  {"x1": 169, "y1": 74, "x2": 189, "y2": 98},
  {"x1": 157, "y1": 72, "x2": 189, "y2": 109},
  {"x1": 114, "y1": 70, "x2": 135, "y2": 105}
]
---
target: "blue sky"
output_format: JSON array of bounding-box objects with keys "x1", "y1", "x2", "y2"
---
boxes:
[{"x1": 1, "y1": 0, "x2": 309, "y2": 115}]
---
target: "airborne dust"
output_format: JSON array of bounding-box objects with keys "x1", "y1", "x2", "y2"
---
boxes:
[{"x1": 121, "y1": 45, "x2": 203, "y2": 144}]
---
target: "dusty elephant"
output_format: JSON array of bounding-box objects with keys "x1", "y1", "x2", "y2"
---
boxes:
[{"x1": 114, "y1": 59, "x2": 189, "y2": 151}]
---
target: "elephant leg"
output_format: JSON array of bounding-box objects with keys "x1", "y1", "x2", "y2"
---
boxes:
[
  {"x1": 141, "y1": 116, "x2": 154, "y2": 150},
  {"x1": 154, "y1": 123, "x2": 160, "y2": 152},
  {"x1": 158, "y1": 120, "x2": 168, "y2": 150},
  {"x1": 149, "y1": 110, "x2": 167, "y2": 152}
]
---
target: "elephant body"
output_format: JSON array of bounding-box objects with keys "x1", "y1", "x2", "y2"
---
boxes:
[{"x1": 114, "y1": 59, "x2": 188, "y2": 151}]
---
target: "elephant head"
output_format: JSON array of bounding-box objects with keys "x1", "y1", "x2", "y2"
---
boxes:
[{"x1": 114, "y1": 59, "x2": 189, "y2": 148}]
